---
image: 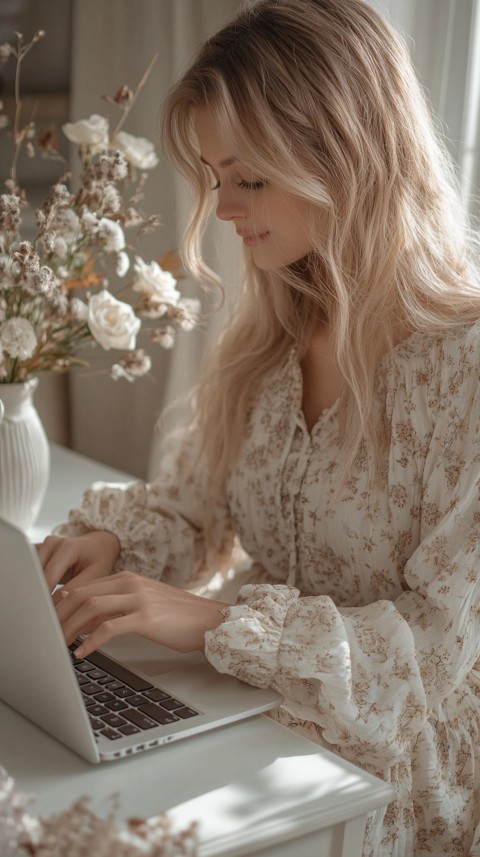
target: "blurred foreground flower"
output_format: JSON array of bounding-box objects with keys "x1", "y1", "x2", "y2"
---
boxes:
[
  {"x1": 0, "y1": 765, "x2": 198, "y2": 856},
  {"x1": 0, "y1": 32, "x2": 199, "y2": 384}
]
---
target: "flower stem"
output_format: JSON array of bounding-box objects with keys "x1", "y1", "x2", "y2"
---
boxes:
[
  {"x1": 10, "y1": 30, "x2": 45, "y2": 185},
  {"x1": 111, "y1": 53, "x2": 159, "y2": 139}
]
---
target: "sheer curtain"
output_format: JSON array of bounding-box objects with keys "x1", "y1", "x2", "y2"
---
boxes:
[
  {"x1": 66, "y1": 0, "x2": 480, "y2": 478},
  {"x1": 371, "y1": 0, "x2": 480, "y2": 215},
  {"x1": 68, "y1": 0, "x2": 243, "y2": 478}
]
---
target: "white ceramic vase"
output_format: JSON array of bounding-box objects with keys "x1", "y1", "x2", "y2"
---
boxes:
[{"x1": 0, "y1": 378, "x2": 50, "y2": 532}]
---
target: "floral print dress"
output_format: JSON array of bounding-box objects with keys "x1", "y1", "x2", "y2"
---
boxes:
[{"x1": 56, "y1": 324, "x2": 480, "y2": 857}]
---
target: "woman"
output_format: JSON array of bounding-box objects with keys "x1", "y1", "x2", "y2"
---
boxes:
[{"x1": 38, "y1": 1, "x2": 480, "y2": 854}]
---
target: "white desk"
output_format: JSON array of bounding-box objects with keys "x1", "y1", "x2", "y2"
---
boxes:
[{"x1": 1, "y1": 443, "x2": 395, "y2": 857}]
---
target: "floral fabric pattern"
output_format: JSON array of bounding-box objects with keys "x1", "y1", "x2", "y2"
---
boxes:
[{"x1": 56, "y1": 323, "x2": 480, "y2": 857}]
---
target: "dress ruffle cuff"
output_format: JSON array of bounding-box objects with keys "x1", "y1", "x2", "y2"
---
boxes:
[
  {"x1": 53, "y1": 480, "x2": 171, "y2": 578},
  {"x1": 204, "y1": 583, "x2": 300, "y2": 688}
]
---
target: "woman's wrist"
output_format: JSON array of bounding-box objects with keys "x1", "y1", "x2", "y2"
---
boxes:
[{"x1": 198, "y1": 599, "x2": 228, "y2": 652}]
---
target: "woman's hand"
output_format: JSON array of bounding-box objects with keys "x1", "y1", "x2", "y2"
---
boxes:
[
  {"x1": 53, "y1": 570, "x2": 229, "y2": 657},
  {"x1": 36, "y1": 530, "x2": 121, "y2": 591}
]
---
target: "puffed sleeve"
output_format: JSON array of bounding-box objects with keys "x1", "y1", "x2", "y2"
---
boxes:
[
  {"x1": 205, "y1": 327, "x2": 480, "y2": 769},
  {"x1": 53, "y1": 424, "x2": 236, "y2": 586}
]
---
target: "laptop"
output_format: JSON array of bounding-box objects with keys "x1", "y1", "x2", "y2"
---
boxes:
[{"x1": 0, "y1": 516, "x2": 281, "y2": 764}]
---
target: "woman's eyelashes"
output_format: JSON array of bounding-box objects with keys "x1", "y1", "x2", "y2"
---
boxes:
[
  {"x1": 210, "y1": 178, "x2": 267, "y2": 191},
  {"x1": 238, "y1": 179, "x2": 267, "y2": 190}
]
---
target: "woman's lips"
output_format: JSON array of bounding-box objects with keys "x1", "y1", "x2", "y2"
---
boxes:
[{"x1": 237, "y1": 230, "x2": 270, "y2": 246}]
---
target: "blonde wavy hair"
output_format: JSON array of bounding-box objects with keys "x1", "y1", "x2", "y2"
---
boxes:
[{"x1": 162, "y1": 0, "x2": 480, "y2": 506}]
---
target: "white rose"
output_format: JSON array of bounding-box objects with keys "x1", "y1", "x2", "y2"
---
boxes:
[
  {"x1": 133, "y1": 256, "x2": 180, "y2": 304},
  {"x1": 87, "y1": 290, "x2": 141, "y2": 350},
  {"x1": 62, "y1": 114, "x2": 109, "y2": 147},
  {"x1": 113, "y1": 131, "x2": 159, "y2": 169},
  {"x1": 0, "y1": 317, "x2": 37, "y2": 359},
  {"x1": 96, "y1": 218, "x2": 126, "y2": 253}
]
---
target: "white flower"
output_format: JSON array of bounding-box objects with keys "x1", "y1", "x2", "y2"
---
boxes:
[
  {"x1": 31, "y1": 265, "x2": 59, "y2": 297},
  {"x1": 0, "y1": 193, "x2": 20, "y2": 231},
  {"x1": 133, "y1": 256, "x2": 180, "y2": 304},
  {"x1": 0, "y1": 767, "x2": 42, "y2": 854},
  {"x1": 87, "y1": 289, "x2": 140, "y2": 350},
  {"x1": 110, "y1": 363, "x2": 131, "y2": 381},
  {"x1": 111, "y1": 349, "x2": 152, "y2": 382},
  {"x1": 53, "y1": 236, "x2": 68, "y2": 259},
  {"x1": 62, "y1": 114, "x2": 109, "y2": 148},
  {"x1": 151, "y1": 324, "x2": 176, "y2": 349},
  {"x1": 53, "y1": 208, "x2": 80, "y2": 242},
  {"x1": 96, "y1": 217, "x2": 125, "y2": 252},
  {"x1": 0, "y1": 318, "x2": 37, "y2": 359},
  {"x1": 0, "y1": 254, "x2": 14, "y2": 288},
  {"x1": 113, "y1": 131, "x2": 159, "y2": 169},
  {"x1": 116, "y1": 251, "x2": 130, "y2": 277},
  {"x1": 101, "y1": 183, "x2": 122, "y2": 214},
  {"x1": 92, "y1": 150, "x2": 129, "y2": 181},
  {"x1": 70, "y1": 298, "x2": 88, "y2": 321},
  {"x1": 176, "y1": 297, "x2": 201, "y2": 331},
  {"x1": 80, "y1": 210, "x2": 99, "y2": 231},
  {"x1": 137, "y1": 301, "x2": 169, "y2": 320}
]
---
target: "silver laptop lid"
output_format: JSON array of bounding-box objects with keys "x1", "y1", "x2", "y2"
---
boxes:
[
  {"x1": 0, "y1": 517, "x2": 100, "y2": 762},
  {"x1": 0, "y1": 517, "x2": 281, "y2": 763}
]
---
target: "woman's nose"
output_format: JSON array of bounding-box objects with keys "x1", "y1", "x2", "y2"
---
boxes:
[{"x1": 216, "y1": 187, "x2": 246, "y2": 222}]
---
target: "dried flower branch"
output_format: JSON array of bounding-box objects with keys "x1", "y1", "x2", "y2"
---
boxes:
[
  {"x1": 0, "y1": 32, "x2": 199, "y2": 385},
  {"x1": 5, "y1": 30, "x2": 46, "y2": 186},
  {"x1": 111, "y1": 52, "x2": 159, "y2": 139}
]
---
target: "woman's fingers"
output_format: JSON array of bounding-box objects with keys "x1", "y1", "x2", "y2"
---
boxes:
[
  {"x1": 36, "y1": 531, "x2": 121, "y2": 591},
  {"x1": 54, "y1": 572, "x2": 150, "y2": 647},
  {"x1": 73, "y1": 614, "x2": 139, "y2": 659},
  {"x1": 54, "y1": 573, "x2": 136, "y2": 624},
  {"x1": 36, "y1": 536, "x2": 75, "y2": 590},
  {"x1": 35, "y1": 535, "x2": 60, "y2": 566},
  {"x1": 53, "y1": 571, "x2": 229, "y2": 657},
  {"x1": 56, "y1": 570, "x2": 139, "y2": 611},
  {"x1": 58, "y1": 591, "x2": 139, "y2": 647}
]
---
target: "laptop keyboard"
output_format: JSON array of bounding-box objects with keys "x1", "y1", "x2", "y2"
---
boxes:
[{"x1": 68, "y1": 642, "x2": 200, "y2": 741}]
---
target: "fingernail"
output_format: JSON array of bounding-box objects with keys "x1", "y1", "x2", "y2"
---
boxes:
[{"x1": 73, "y1": 646, "x2": 84, "y2": 658}]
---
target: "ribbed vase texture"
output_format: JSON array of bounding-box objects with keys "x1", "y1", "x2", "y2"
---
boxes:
[{"x1": 0, "y1": 379, "x2": 50, "y2": 532}]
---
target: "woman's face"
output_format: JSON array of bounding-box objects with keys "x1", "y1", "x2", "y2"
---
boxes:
[{"x1": 194, "y1": 107, "x2": 314, "y2": 271}]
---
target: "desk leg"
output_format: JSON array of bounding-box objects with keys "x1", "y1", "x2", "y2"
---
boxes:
[{"x1": 340, "y1": 816, "x2": 368, "y2": 857}]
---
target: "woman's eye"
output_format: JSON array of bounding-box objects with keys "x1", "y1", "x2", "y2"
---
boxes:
[
  {"x1": 209, "y1": 178, "x2": 266, "y2": 191},
  {"x1": 238, "y1": 179, "x2": 266, "y2": 190}
]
